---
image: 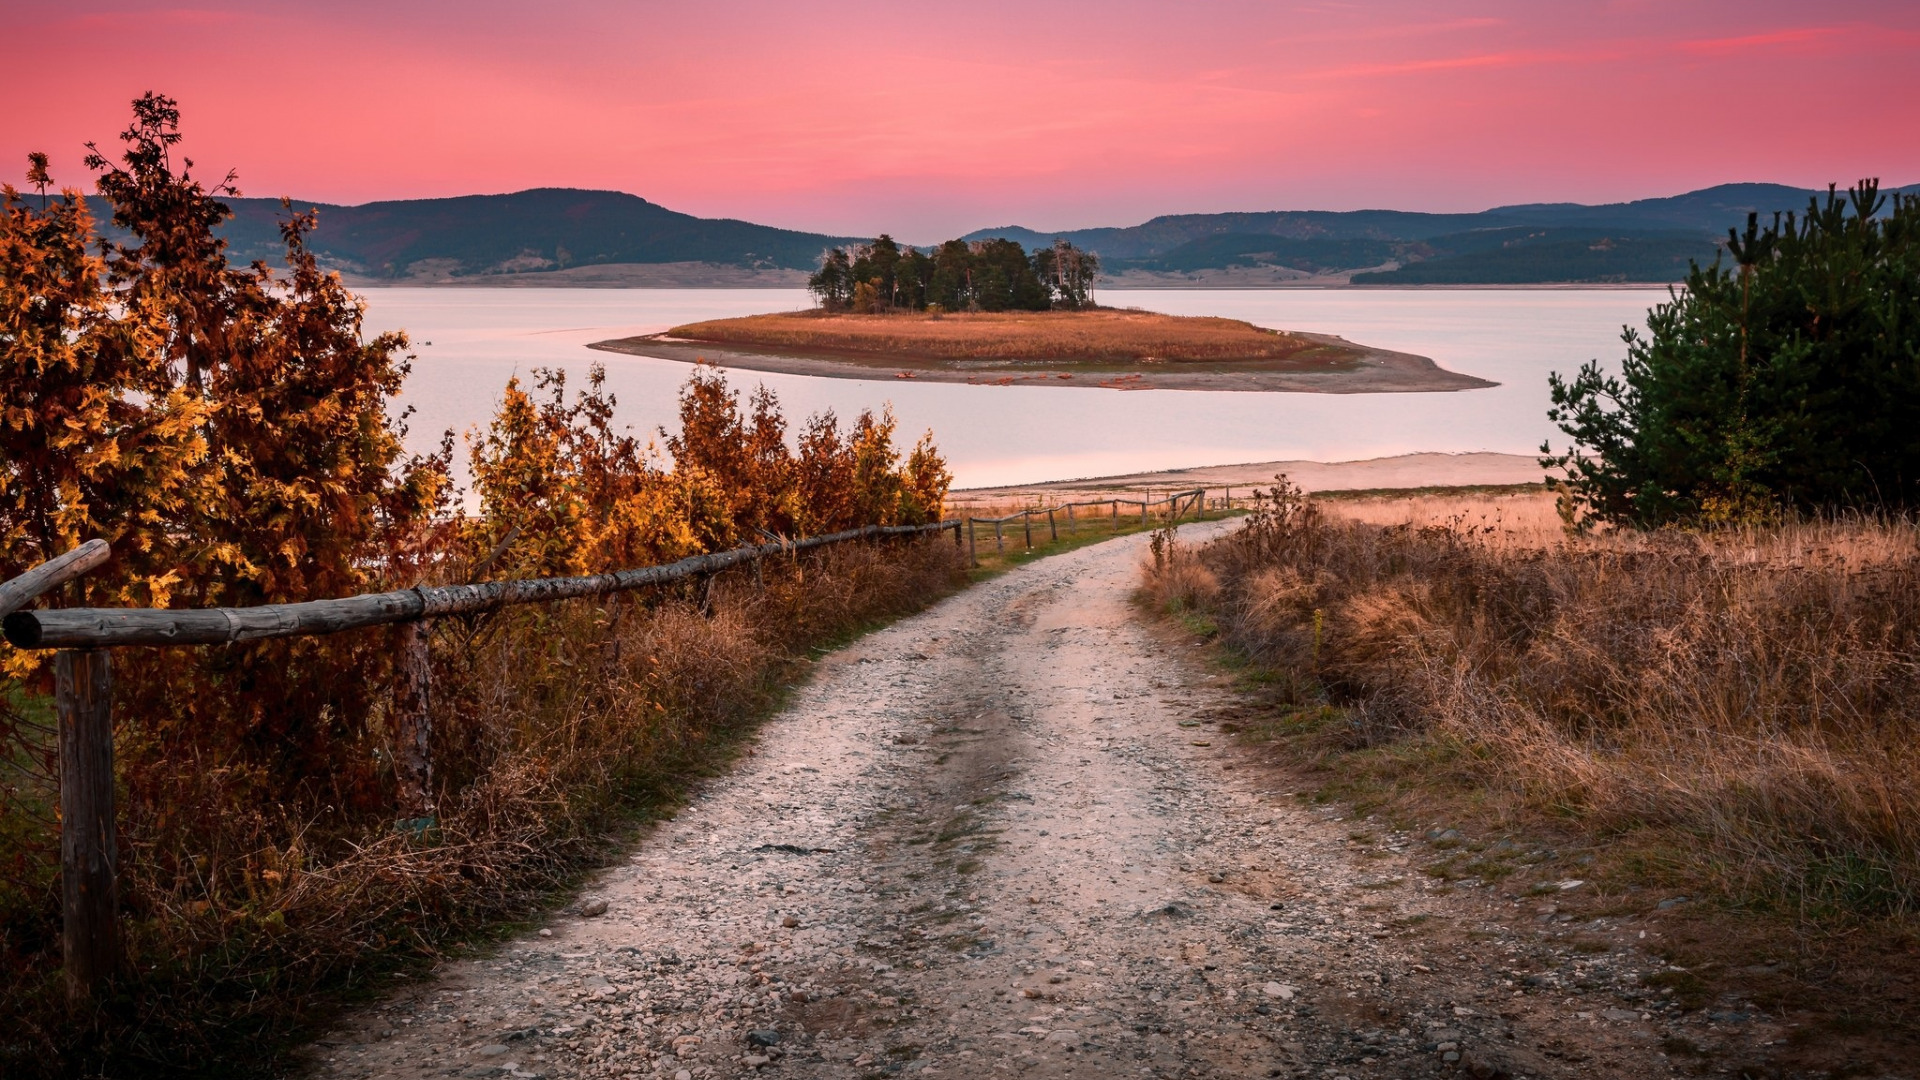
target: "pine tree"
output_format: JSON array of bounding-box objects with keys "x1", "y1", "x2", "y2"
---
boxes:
[{"x1": 1545, "y1": 180, "x2": 1920, "y2": 526}]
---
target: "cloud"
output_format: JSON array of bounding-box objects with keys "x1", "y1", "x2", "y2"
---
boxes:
[
  {"x1": 1304, "y1": 49, "x2": 1603, "y2": 80},
  {"x1": 1678, "y1": 26, "x2": 1845, "y2": 55}
]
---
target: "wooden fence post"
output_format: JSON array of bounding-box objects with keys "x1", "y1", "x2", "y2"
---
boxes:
[
  {"x1": 967, "y1": 518, "x2": 978, "y2": 566},
  {"x1": 1022, "y1": 512, "x2": 1033, "y2": 548},
  {"x1": 1047, "y1": 508, "x2": 1057, "y2": 542},
  {"x1": 56, "y1": 648, "x2": 118, "y2": 1004},
  {"x1": 1066, "y1": 504, "x2": 1076, "y2": 533},
  {"x1": 394, "y1": 621, "x2": 435, "y2": 829},
  {"x1": 1111, "y1": 500, "x2": 1119, "y2": 531},
  {"x1": 994, "y1": 520, "x2": 1004, "y2": 552},
  {"x1": 1141, "y1": 499, "x2": 1149, "y2": 527}
]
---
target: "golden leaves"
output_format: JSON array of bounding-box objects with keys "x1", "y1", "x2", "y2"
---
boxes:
[{"x1": 464, "y1": 362, "x2": 950, "y2": 579}]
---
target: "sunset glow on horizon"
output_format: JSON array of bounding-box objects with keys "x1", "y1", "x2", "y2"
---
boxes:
[{"x1": 5, "y1": 0, "x2": 1918, "y2": 240}]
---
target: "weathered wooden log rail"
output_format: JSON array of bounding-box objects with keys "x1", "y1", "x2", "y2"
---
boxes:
[
  {"x1": 4, "y1": 524, "x2": 957, "y2": 650},
  {"x1": 959, "y1": 488, "x2": 1206, "y2": 564},
  {"x1": 0, "y1": 520, "x2": 958, "y2": 1003}
]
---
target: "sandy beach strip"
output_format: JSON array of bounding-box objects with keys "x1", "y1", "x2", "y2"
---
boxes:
[
  {"x1": 949, "y1": 451, "x2": 1547, "y2": 508},
  {"x1": 588, "y1": 333, "x2": 1497, "y2": 394}
]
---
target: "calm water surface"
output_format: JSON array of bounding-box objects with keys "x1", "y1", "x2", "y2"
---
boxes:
[{"x1": 358, "y1": 287, "x2": 1667, "y2": 488}]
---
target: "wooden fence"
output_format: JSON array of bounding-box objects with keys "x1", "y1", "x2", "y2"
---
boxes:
[
  {"x1": 961, "y1": 488, "x2": 1206, "y2": 564},
  {"x1": 0, "y1": 521, "x2": 959, "y2": 1003}
]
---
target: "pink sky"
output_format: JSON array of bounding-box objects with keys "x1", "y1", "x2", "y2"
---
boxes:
[{"x1": 5, "y1": 0, "x2": 1917, "y2": 239}]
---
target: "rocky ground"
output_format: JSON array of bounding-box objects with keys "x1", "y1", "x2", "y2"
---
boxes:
[{"x1": 307, "y1": 522, "x2": 1789, "y2": 1080}]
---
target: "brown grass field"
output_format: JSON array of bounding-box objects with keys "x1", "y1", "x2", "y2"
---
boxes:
[
  {"x1": 664, "y1": 308, "x2": 1366, "y2": 369},
  {"x1": 1142, "y1": 487, "x2": 1920, "y2": 1068}
]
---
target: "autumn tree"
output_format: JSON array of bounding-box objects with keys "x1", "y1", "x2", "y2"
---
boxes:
[
  {"x1": 807, "y1": 246, "x2": 852, "y2": 309},
  {"x1": 0, "y1": 142, "x2": 211, "y2": 637},
  {"x1": 1032, "y1": 240, "x2": 1100, "y2": 309},
  {"x1": 469, "y1": 362, "x2": 950, "y2": 568},
  {"x1": 3, "y1": 94, "x2": 451, "y2": 877}
]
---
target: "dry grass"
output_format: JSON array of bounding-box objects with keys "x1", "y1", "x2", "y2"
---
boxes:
[
  {"x1": 665, "y1": 309, "x2": 1363, "y2": 369},
  {"x1": 1144, "y1": 485, "x2": 1920, "y2": 918},
  {"x1": 0, "y1": 537, "x2": 966, "y2": 1079}
]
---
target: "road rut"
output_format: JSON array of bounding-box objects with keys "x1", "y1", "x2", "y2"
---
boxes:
[{"x1": 312, "y1": 523, "x2": 1695, "y2": 1080}]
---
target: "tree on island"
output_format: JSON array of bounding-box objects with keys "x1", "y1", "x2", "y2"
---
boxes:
[
  {"x1": 808, "y1": 234, "x2": 1098, "y2": 313},
  {"x1": 1032, "y1": 238, "x2": 1100, "y2": 309},
  {"x1": 1544, "y1": 179, "x2": 1920, "y2": 526}
]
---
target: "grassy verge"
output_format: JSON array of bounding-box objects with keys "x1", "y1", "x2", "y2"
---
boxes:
[
  {"x1": 0, "y1": 538, "x2": 968, "y2": 1079},
  {"x1": 957, "y1": 506, "x2": 1239, "y2": 580},
  {"x1": 1139, "y1": 487, "x2": 1920, "y2": 1071}
]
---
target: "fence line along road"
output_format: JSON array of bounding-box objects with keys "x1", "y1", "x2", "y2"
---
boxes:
[
  {"x1": 0, "y1": 519, "x2": 959, "y2": 1005},
  {"x1": 960, "y1": 488, "x2": 1205, "y2": 564},
  {"x1": 4, "y1": 523, "x2": 958, "y2": 651}
]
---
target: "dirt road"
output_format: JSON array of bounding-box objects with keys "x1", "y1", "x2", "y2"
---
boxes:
[{"x1": 310, "y1": 525, "x2": 1729, "y2": 1080}]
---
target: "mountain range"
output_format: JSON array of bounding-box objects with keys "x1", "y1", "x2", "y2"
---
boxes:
[
  {"x1": 214, "y1": 188, "x2": 857, "y2": 282},
  {"x1": 201, "y1": 182, "x2": 1916, "y2": 286}
]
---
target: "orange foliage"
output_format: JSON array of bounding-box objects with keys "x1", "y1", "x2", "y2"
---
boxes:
[{"x1": 468, "y1": 362, "x2": 949, "y2": 577}]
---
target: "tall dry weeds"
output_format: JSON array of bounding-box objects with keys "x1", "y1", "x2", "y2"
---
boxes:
[{"x1": 1148, "y1": 482, "x2": 1920, "y2": 920}]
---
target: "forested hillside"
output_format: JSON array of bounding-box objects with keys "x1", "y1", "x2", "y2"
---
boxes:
[
  {"x1": 123, "y1": 181, "x2": 1919, "y2": 286},
  {"x1": 972, "y1": 182, "x2": 1919, "y2": 284},
  {"x1": 205, "y1": 188, "x2": 856, "y2": 279}
]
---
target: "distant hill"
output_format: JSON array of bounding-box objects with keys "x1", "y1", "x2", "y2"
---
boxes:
[
  {"x1": 1351, "y1": 228, "x2": 1718, "y2": 285},
  {"x1": 967, "y1": 182, "x2": 1920, "y2": 285},
  {"x1": 157, "y1": 181, "x2": 1917, "y2": 286},
  {"x1": 208, "y1": 188, "x2": 857, "y2": 280}
]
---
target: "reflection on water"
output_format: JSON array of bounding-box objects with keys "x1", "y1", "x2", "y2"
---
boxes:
[{"x1": 357, "y1": 287, "x2": 1666, "y2": 489}]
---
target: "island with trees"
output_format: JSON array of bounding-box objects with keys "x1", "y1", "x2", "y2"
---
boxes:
[{"x1": 592, "y1": 235, "x2": 1494, "y2": 393}]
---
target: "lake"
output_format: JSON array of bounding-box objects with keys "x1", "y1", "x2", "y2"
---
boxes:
[{"x1": 357, "y1": 287, "x2": 1669, "y2": 489}]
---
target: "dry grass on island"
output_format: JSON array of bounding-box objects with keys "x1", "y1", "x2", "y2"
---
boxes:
[
  {"x1": 592, "y1": 309, "x2": 1497, "y2": 394},
  {"x1": 665, "y1": 308, "x2": 1354, "y2": 367}
]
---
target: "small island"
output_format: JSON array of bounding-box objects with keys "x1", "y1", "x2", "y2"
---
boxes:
[
  {"x1": 592, "y1": 309, "x2": 1492, "y2": 393},
  {"x1": 591, "y1": 233, "x2": 1495, "y2": 393}
]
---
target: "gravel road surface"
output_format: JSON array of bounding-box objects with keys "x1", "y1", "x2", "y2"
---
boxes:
[{"x1": 311, "y1": 524, "x2": 1752, "y2": 1080}]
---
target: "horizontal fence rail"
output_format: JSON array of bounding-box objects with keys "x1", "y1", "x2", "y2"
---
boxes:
[
  {"x1": 4, "y1": 523, "x2": 958, "y2": 651},
  {"x1": 0, "y1": 518, "x2": 958, "y2": 1003},
  {"x1": 0, "y1": 539, "x2": 109, "y2": 620}
]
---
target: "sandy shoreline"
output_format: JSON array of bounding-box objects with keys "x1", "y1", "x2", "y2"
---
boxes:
[
  {"x1": 949, "y1": 451, "x2": 1547, "y2": 506},
  {"x1": 588, "y1": 332, "x2": 1496, "y2": 394}
]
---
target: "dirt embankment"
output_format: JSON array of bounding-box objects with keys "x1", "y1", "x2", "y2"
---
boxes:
[{"x1": 309, "y1": 523, "x2": 1731, "y2": 1080}]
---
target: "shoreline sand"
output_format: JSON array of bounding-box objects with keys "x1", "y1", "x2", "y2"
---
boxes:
[
  {"x1": 949, "y1": 451, "x2": 1547, "y2": 506},
  {"x1": 588, "y1": 332, "x2": 1497, "y2": 394}
]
